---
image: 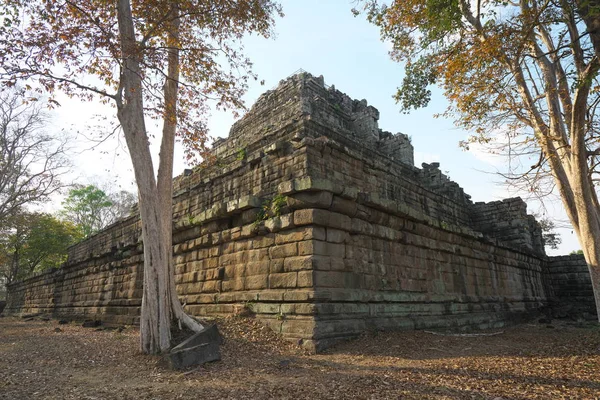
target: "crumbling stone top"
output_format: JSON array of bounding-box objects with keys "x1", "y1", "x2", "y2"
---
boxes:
[{"x1": 217, "y1": 71, "x2": 414, "y2": 166}]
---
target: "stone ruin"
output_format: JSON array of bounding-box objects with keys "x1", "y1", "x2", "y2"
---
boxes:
[{"x1": 4, "y1": 72, "x2": 596, "y2": 351}]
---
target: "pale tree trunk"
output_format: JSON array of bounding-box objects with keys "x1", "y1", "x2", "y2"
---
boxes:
[
  {"x1": 115, "y1": 0, "x2": 202, "y2": 354},
  {"x1": 116, "y1": 0, "x2": 172, "y2": 354},
  {"x1": 568, "y1": 60, "x2": 600, "y2": 320},
  {"x1": 158, "y1": 7, "x2": 204, "y2": 333}
]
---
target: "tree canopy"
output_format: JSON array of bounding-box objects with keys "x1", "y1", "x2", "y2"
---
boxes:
[
  {"x1": 0, "y1": 0, "x2": 281, "y2": 160},
  {"x1": 0, "y1": 212, "x2": 81, "y2": 285}
]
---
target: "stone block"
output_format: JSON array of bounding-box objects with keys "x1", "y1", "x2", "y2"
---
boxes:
[
  {"x1": 251, "y1": 235, "x2": 275, "y2": 249},
  {"x1": 264, "y1": 214, "x2": 294, "y2": 233},
  {"x1": 201, "y1": 280, "x2": 221, "y2": 293},
  {"x1": 224, "y1": 264, "x2": 243, "y2": 279},
  {"x1": 330, "y1": 196, "x2": 358, "y2": 216},
  {"x1": 312, "y1": 255, "x2": 331, "y2": 271},
  {"x1": 240, "y1": 224, "x2": 258, "y2": 239},
  {"x1": 245, "y1": 261, "x2": 270, "y2": 276},
  {"x1": 282, "y1": 290, "x2": 313, "y2": 301},
  {"x1": 287, "y1": 192, "x2": 333, "y2": 209},
  {"x1": 294, "y1": 303, "x2": 317, "y2": 315},
  {"x1": 330, "y1": 258, "x2": 346, "y2": 271},
  {"x1": 269, "y1": 243, "x2": 298, "y2": 259},
  {"x1": 294, "y1": 209, "x2": 351, "y2": 231},
  {"x1": 326, "y1": 228, "x2": 348, "y2": 243},
  {"x1": 165, "y1": 324, "x2": 222, "y2": 370},
  {"x1": 247, "y1": 248, "x2": 269, "y2": 262},
  {"x1": 245, "y1": 275, "x2": 268, "y2": 290},
  {"x1": 298, "y1": 240, "x2": 345, "y2": 258},
  {"x1": 297, "y1": 271, "x2": 314, "y2": 287},
  {"x1": 280, "y1": 303, "x2": 296, "y2": 315},
  {"x1": 314, "y1": 271, "x2": 346, "y2": 288},
  {"x1": 269, "y1": 272, "x2": 298, "y2": 289},
  {"x1": 257, "y1": 291, "x2": 284, "y2": 301},
  {"x1": 253, "y1": 303, "x2": 281, "y2": 314},
  {"x1": 238, "y1": 195, "x2": 262, "y2": 211},
  {"x1": 275, "y1": 227, "x2": 326, "y2": 244},
  {"x1": 278, "y1": 180, "x2": 295, "y2": 195},
  {"x1": 270, "y1": 259, "x2": 285, "y2": 273},
  {"x1": 284, "y1": 255, "x2": 315, "y2": 271},
  {"x1": 281, "y1": 319, "x2": 316, "y2": 335}
]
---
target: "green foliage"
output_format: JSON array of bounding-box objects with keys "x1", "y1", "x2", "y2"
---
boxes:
[
  {"x1": 393, "y1": 57, "x2": 437, "y2": 113},
  {"x1": 570, "y1": 249, "x2": 584, "y2": 255},
  {"x1": 60, "y1": 185, "x2": 114, "y2": 238},
  {"x1": 243, "y1": 300, "x2": 256, "y2": 312},
  {"x1": 537, "y1": 217, "x2": 562, "y2": 251},
  {"x1": 187, "y1": 214, "x2": 197, "y2": 226},
  {"x1": 270, "y1": 194, "x2": 287, "y2": 217},
  {"x1": 255, "y1": 194, "x2": 287, "y2": 225},
  {"x1": 0, "y1": 212, "x2": 81, "y2": 284},
  {"x1": 22, "y1": 214, "x2": 82, "y2": 271},
  {"x1": 236, "y1": 148, "x2": 247, "y2": 161}
]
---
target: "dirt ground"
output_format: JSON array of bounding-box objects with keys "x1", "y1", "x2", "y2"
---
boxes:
[{"x1": 0, "y1": 316, "x2": 599, "y2": 400}]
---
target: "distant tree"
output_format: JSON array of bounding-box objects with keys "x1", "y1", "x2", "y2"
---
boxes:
[
  {"x1": 106, "y1": 189, "x2": 137, "y2": 222},
  {"x1": 60, "y1": 185, "x2": 115, "y2": 238},
  {"x1": 533, "y1": 215, "x2": 562, "y2": 251},
  {"x1": 357, "y1": 0, "x2": 600, "y2": 318},
  {"x1": 571, "y1": 249, "x2": 585, "y2": 256},
  {"x1": 0, "y1": 89, "x2": 70, "y2": 225},
  {"x1": 0, "y1": 0, "x2": 282, "y2": 353},
  {"x1": 60, "y1": 184, "x2": 137, "y2": 237},
  {"x1": 0, "y1": 212, "x2": 81, "y2": 285},
  {"x1": 19, "y1": 213, "x2": 82, "y2": 273}
]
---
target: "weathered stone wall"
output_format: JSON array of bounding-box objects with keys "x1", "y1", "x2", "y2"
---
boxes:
[
  {"x1": 5, "y1": 217, "x2": 143, "y2": 325},
  {"x1": 471, "y1": 198, "x2": 545, "y2": 256},
  {"x1": 546, "y1": 255, "x2": 596, "y2": 316},
  {"x1": 5, "y1": 72, "x2": 595, "y2": 351},
  {"x1": 279, "y1": 134, "x2": 546, "y2": 349}
]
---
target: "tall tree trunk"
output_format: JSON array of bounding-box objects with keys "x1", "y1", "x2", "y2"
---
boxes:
[
  {"x1": 116, "y1": 0, "x2": 202, "y2": 354},
  {"x1": 158, "y1": 6, "x2": 204, "y2": 333},
  {"x1": 116, "y1": 0, "x2": 172, "y2": 354}
]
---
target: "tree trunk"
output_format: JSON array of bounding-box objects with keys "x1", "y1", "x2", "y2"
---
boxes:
[
  {"x1": 116, "y1": 0, "x2": 202, "y2": 354},
  {"x1": 158, "y1": 6, "x2": 204, "y2": 333},
  {"x1": 116, "y1": 0, "x2": 172, "y2": 354}
]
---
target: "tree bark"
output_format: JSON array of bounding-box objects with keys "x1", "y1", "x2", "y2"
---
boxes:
[
  {"x1": 115, "y1": 0, "x2": 203, "y2": 354},
  {"x1": 116, "y1": 0, "x2": 172, "y2": 354},
  {"x1": 158, "y1": 6, "x2": 204, "y2": 333}
]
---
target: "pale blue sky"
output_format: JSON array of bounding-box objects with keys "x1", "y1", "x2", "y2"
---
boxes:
[{"x1": 53, "y1": 0, "x2": 580, "y2": 254}]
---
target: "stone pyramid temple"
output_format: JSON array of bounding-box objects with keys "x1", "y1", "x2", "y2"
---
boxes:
[{"x1": 5, "y1": 72, "x2": 595, "y2": 351}]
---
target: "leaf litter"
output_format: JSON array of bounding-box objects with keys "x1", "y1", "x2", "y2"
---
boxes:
[{"x1": 0, "y1": 316, "x2": 599, "y2": 399}]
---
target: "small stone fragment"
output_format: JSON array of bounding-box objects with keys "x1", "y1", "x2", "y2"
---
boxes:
[{"x1": 82, "y1": 320, "x2": 101, "y2": 328}]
